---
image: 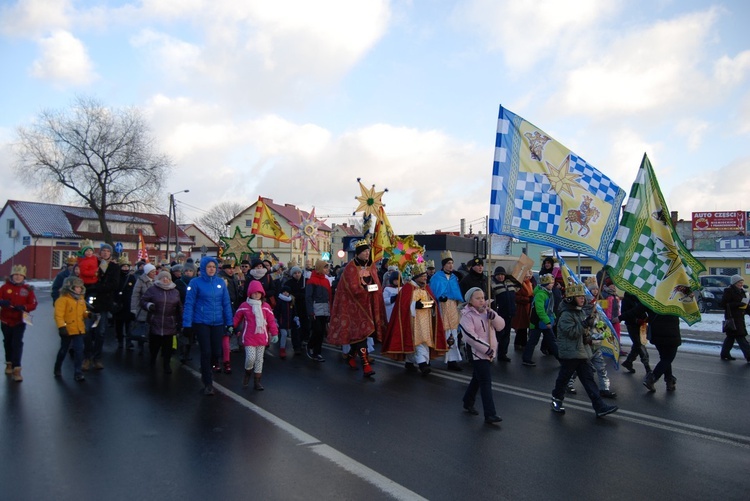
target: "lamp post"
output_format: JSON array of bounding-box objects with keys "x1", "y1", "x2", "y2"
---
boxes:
[{"x1": 167, "y1": 189, "x2": 189, "y2": 263}]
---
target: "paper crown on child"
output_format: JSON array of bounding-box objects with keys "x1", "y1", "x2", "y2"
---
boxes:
[
  {"x1": 10, "y1": 264, "x2": 27, "y2": 277},
  {"x1": 425, "y1": 260, "x2": 435, "y2": 269},
  {"x1": 79, "y1": 239, "x2": 95, "y2": 253},
  {"x1": 565, "y1": 284, "x2": 586, "y2": 298},
  {"x1": 584, "y1": 276, "x2": 599, "y2": 291},
  {"x1": 117, "y1": 256, "x2": 131, "y2": 266},
  {"x1": 65, "y1": 256, "x2": 78, "y2": 266}
]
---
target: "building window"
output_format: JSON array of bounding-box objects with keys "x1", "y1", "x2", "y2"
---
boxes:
[
  {"x1": 7, "y1": 219, "x2": 15, "y2": 232},
  {"x1": 52, "y1": 250, "x2": 78, "y2": 270},
  {"x1": 87, "y1": 222, "x2": 99, "y2": 232},
  {"x1": 709, "y1": 267, "x2": 739, "y2": 276},
  {"x1": 246, "y1": 219, "x2": 253, "y2": 227}
]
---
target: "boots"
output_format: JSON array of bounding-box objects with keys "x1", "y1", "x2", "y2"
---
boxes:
[
  {"x1": 665, "y1": 376, "x2": 677, "y2": 392},
  {"x1": 12, "y1": 367, "x2": 23, "y2": 382},
  {"x1": 643, "y1": 372, "x2": 656, "y2": 392},
  {"x1": 4, "y1": 362, "x2": 12, "y2": 375},
  {"x1": 418, "y1": 362, "x2": 431, "y2": 376},
  {"x1": 621, "y1": 358, "x2": 635, "y2": 373},
  {"x1": 347, "y1": 353, "x2": 358, "y2": 370},
  {"x1": 360, "y1": 348, "x2": 375, "y2": 378},
  {"x1": 243, "y1": 370, "x2": 252, "y2": 387},
  {"x1": 254, "y1": 373, "x2": 264, "y2": 391},
  {"x1": 223, "y1": 361, "x2": 232, "y2": 374}
]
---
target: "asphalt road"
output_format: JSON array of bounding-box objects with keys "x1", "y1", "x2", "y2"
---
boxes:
[{"x1": 3, "y1": 295, "x2": 749, "y2": 500}]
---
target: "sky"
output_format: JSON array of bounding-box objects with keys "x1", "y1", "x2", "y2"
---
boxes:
[{"x1": 1, "y1": 0, "x2": 749, "y2": 236}]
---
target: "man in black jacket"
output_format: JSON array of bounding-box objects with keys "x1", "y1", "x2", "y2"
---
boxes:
[
  {"x1": 83, "y1": 243, "x2": 120, "y2": 370},
  {"x1": 491, "y1": 266, "x2": 517, "y2": 362}
]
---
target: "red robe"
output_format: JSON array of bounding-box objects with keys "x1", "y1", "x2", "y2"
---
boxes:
[
  {"x1": 381, "y1": 281, "x2": 447, "y2": 361},
  {"x1": 327, "y1": 260, "x2": 387, "y2": 345}
]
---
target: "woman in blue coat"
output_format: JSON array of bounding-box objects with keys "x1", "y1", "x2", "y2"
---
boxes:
[{"x1": 183, "y1": 256, "x2": 233, "y2": 395}]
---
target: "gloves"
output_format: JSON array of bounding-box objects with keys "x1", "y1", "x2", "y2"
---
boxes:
[
  {"x1": 58, "y1": 327, "x2": 68, "y2": 337},
  {"x1": 147, "y1": 303, "x2": 155, "y2": 312},
  {"x1": 485, "y1": 347, "x2": 495, "y2": 358},
  {"x1": 225, "y1": 326, "x2": 234, "y2": 336},
  {"x1": 12, "y1": 304, "x2": 26, "y2": 312},
  {"x1": 271, "y1": 335, "x2": 279, "y2": 344},
  {"x1": 487, "y1": 310, "x2": 496, "y2": 320},
  {"x1": 415, "y1": 300, "x2": 424, "y2": 309},
  {"x1": 0, "y1": 299, "x2": 10, "y2": 307},
  {"x1": 439, "y1": 296, "x2": 448, "y2": 302}
]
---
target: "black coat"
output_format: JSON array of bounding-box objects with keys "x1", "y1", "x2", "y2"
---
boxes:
[
  {"x1": 459, "y1": 270, "x2": 488, "y2": 300},
  {"x1": 719, "y1": 285, "x2": 748, "y2": 338},
  {"x1": 644, "y1": 305, "x2": 681, "y2": 347}
]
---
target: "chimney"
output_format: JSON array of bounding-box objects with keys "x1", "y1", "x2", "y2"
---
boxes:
[{"x1": 670, "y1": 211, "x2": 678, "y2": 225}]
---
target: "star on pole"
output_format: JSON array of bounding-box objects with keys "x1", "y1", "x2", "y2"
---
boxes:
[
  {"x1": 290, "y1": 207, "x2": 326, "y2": 253},
  {"x1": 219, "y1": 226, "x2": 256, "y2": 262},
  {"x1": 387, "y1": 235, "x2": 425, "y2": 271},
  {"x1": 354, "y1": 178, "x2": 387, "y2": 218}
]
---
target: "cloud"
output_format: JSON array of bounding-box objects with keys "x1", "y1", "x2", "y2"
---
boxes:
[
  {"x1": 674, "y1": 119, "x2": 710, "y2": 151},
  {"x1": 30, "y1": 30, "x2": 97, "y2": 86},
  {"x1": 669, "y1": 156, "x2": 750, "y2": 215},
  {"x1": 0, "y1": 0, "x2": 70, "y2": 38}
]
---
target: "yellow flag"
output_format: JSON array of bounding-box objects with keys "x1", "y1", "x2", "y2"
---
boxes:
[
  {"x1": 251, "y1": 197, "x2": 291, "y2": 243},
  {"x1": 372, "y1": 206, "x2": 395, "y2": 262}
]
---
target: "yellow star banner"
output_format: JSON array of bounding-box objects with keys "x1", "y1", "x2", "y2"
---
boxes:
[
  {"x1": 220, "y1": 226, "x2": 255, "y2": 262},
  {"x1": 251, "y1": 196, "x2": 291, "y2": 243},
  {"x1": 605, "y1": 154, "x2": 704, "y2": 325},
  {"x1": 371, "y1": 206, "x2": 396, "y2": 263},
  {"x1": 489, "y1": 105, "x2": 626, "y2": 264}
]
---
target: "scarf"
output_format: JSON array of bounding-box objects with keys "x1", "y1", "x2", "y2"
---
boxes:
[
  {"x1": 307, "y1": 271, "x2": 331, "y2": 299},
  {"x1": 249, "y1": 268, "x2": 267, "y2": 280},
  {"x1": 247, "y1": 298, "x2": 267, "y2": 334}
]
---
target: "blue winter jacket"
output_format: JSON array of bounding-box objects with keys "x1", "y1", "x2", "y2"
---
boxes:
[{"x1": 182, "y1": 256, "x2": 233, "y2": 328}]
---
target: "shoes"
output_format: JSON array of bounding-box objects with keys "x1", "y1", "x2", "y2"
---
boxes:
[
  {"x1": 540, "y1": 348, "x2": 550, "y2": 356},
  {"x1": 666, "y1": 377, "x2": 677, "y2": 392},
  {"x1": 463, "y1": 404, "x2": 479, "y2": 416},
  {"x1": 484, "y1": 415, "x2": 503, "y2": 424},
  {"x1": 93, "y1": 360, "x2": 104, "y2": 370},
  {"x1": 497, "y1": 356, "x2": 511, "y2": 362},
  {"x1": 551, "y1": 398, "x2": 565, "y2": 414},
  {"x1": 74, "y1": 374, "x2": 85, "y2": 382},
  {"x1": 621, "y1": 360, "x2": 635, "y2": 373},
  {"x1": 418, "y1": 362, "x2": 431, "y2": 375},
  {"x1": 312, "y1": 354, "x2": 325, "y2": 363},
  {"x1": 254, "y1": 374, "x2": 264, "y2": 391},
  {"x1": 566, "y1": 383, "x2": 577, "y2": 395},
  {"x1": 5, "y1": 362, "x2": 13, "y2": 375},
  {"x1": 596, "y1": 405, "x2": 619, "y2": 418},
  {"x1": 721, "y1": 355, "x2": 736, "y2": 361},
  {"x1": 12, "y1": 367, "x2": 23, "y2": 382},
  {"x1": 522, "y1": 360, "x2": 536, "y2": 367},
  {"x1": 243, "y1": 370, "x2": 251, "y2": 387},
  {"x1": 600, "y1": 389, "x2": 617, "y2": 399},
  {"x1": 81, "y1": 359, "x2": 91, "y2": 371},
  {"x1": 306, "y1": 349, "x2": 315, "y2": 361},
  {"x1": 347, "y1": 354, "x2": 358, "y2": 370},
  {"x1": 212, "y1": 364, "x2": 222, "y2": 373},
  {"x1": 223, "y1": 362, "x2": 232, "y2": 374},
  {"x1": 643, "y1": 372, "x2": 656, "y2": 392},
  {"x1": 447, "y1": 361, "x2": 463, "y2": 371},
  {"x1": 279, "y1": 348, "x2": 287, "y2": 359},
  {"x1": 404, "y1": 362, "x2": 417, "y2": 372},
  {"x1": 203, "y1": 385, "x2": 215, "y2": 396}
]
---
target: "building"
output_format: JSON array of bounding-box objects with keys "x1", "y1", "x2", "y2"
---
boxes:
[
  {"x1": 330, "y1": 223, "x2": 362, "y2": 266},
  {"x1": 0, "y1": 200, "x2": 193, "y2": 280},
  {"x1": 227, "y1": 199, "x2": 332, "y2": 268},
  {"x1": 178, "y1": 223, "x2": 220, "y2": 262}
]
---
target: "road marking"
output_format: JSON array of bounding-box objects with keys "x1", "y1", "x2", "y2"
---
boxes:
[
  {"x1": 368, "y1": 353, "x2": 750, "y2": 450},
  {"x1": 183, "y1": 366, "x2": 427, "y2": 501}
]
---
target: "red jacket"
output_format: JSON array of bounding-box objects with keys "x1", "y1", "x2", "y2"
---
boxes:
[{"x1": 0, "y1": 279, "x2": 38, "y2": 327}]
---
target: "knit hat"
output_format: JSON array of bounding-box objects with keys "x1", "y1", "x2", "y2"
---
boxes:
[
  {"x1": 494, "y1": 266, "x2": 506, "y2": 276},
  {"x1": 100, "y1": 243, "x2": 113, "y2": 252},
  {"x1": 468, "y1": 257, "x2": 483, "y2": 268},
  {"x1": 246, "y1": 280, "x2": 265, "y2": 297},
  {"x1": 290, "y1": 266, "x2": 302, "y2": 276},
  {"x1": 250, "y1": 258, "x2": 264, "y2": 269},
  {"x1": 143, "y1": 263, "x2": 156, "y2": 275},
  {"x1": 315, "y1": 259, "x2": 329, "y2": 274},
  {"x1": 79, "y1": 239, "x2": 94, "y2": 254},
  {"x1": 731, "y1": 274, "x2": 744, "y2": 285},
  {"x1": 182, "y1": 262, "x2": 196, "y2": 273},
  {"x1": 171, "y1": 264, "x2": 183, "y2": 273},
  {"x1": 464, "y1": 286, "x2": 483, "y2": 303},
  {"x1": 156, "y1": 271, "x2": 172, "y2": 282}
]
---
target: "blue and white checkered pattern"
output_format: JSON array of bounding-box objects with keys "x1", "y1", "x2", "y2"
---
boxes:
[
  {"x1": 512, "y1": 171, "x2": 561, "y2": 233},
  {"x1": 568, "y1": 154, "x2": 621, "y2": 203}
]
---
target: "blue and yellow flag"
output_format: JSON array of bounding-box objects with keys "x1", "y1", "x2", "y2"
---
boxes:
[
  {"x1": 556, "y1": 252, "x2": 621, "y2": 367},
  {"x1": 489, "y1": 106, "x2": 625, "y2": 264},
  {"x1": 605, "y1": 154, "x2": 704, "y2": 325}
]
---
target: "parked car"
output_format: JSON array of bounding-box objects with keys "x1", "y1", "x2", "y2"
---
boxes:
[{"x1": 697, "y1": 275, "x2": 733, "y2": 312}]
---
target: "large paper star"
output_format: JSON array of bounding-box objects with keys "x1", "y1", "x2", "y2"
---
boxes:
[
  {"x1": 545, "y1": 155, "x2": 582, "y2": 198},
  {"x1": 290, "y1": 207, "x2": 326, "y2": 253},
  {"x1": 354, "y1": 178, "x2": 387, "y2": 218},
  {"x1": 220, "y1": 226, "x2": 255, "y2": 262},
  {"x1": 387, "y1": 235, "x2": 425, "y2": 271}
]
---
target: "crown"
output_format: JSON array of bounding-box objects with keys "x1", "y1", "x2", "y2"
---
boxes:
[
  {"x1": 10, "y1": 264, "x2": 27, "y2": 277},
  {"x1": 65, "y1": 256, "x2": 78, "y2": 265},
  {"x1": 584, "y1": 276, "x2": 599, "y2": 290},
  {"x1": 565, "y1": 283, "x2": 586, "y2": 298},
  {"x1": 440, "y1": 250, "x2": 453, "y2": 260},
  {"x1": 117, "y1": 256, "x2": 131, "y2": 266},
  {"x1": 425, "y1": 259, "x2": 435, "y2": 269},
  {"x1": 79, "y1": 239, "x2": 95, "y2": 251},
  {"x1": 354, "y1": 238, "x2": 370, "y2": 249},
  {"x1": 411, "y1": 262, "x2": 427, "y2": 277}
]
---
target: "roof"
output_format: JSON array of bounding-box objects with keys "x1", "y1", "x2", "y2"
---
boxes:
[
  {"x1": 2, "y1": 200, "x2": 191, "y2": 244},
  {"x1": 235, "y1": 198, "x2": 332, "y2": 232},
  {"x1": 333, "y1": 223, "x2": 362, "y2": 237}
]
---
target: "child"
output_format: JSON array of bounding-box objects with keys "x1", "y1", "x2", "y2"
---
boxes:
[
  {"x1": 274, "y1": 285, "x2": 295, "y2": 359},
  {"x1": 53, "y1": 276, "x2": 92, "y2": 381},
  {"x1": 382, "y1": 271, "x2": 400, "y2": 322},
  {"x1": 551, "y1": 284, "x2": 618, "y2": 418},
  {"x1": 234, "y1": 280, "x2": 278, "y2": 390},
  {"x1": 77, "y1": 240, "x2": 99, "y2": 286},
  {"x1": 1, "y1": 265, "x2": 38, "y2": 382},
  {"x1": 460, "y1": 287, "x2": 504, "y2": 424}
]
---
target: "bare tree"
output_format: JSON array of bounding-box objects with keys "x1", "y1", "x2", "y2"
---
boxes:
[
  {"x1": 14, "y1": 95, "x2": 172, "y2": 246},
  {"x1": 197, "y1": 201, "x2": 245, "y2": 242}
]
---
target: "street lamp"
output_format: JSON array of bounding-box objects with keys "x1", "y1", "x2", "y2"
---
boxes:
[{"x1": 167, "y1": 189, "x2": 189, "y2": 263}]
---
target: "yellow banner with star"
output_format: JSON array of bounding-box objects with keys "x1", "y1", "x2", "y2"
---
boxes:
[
  {"x1": 251, "y1": 197, "x2": 291, "y2": 243},
  {"x1": 489, "y1": 106, "x2": 626, "y2": 263}
]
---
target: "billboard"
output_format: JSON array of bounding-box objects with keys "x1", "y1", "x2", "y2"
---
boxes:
[{"x1": 692, "y1": 211, "x2": 746, "y2": 231}]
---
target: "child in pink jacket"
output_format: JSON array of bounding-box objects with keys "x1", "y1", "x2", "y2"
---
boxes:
[
  {"x1": 234, "y1": 280, "x2": 278, "y2": 390},
  {"x1": 460, "y1": 287, "x2": 505, "y2": 424}
]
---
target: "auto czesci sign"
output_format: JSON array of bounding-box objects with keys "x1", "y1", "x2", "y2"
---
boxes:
[{"x1": 692, "y1": 211, "x2": 746, "y2": 231}]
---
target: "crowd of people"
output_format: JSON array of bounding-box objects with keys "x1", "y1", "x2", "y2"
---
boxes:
[{"x1": 4, "y1": 240, "x2": 750, "y2": 424}]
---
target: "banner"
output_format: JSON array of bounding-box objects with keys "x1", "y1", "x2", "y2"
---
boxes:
[
  {"x1": 488, "y1": 106, "x2": 625, "y2": 264},
  {"x1": 251, "y1": 197, "x2": 291, "y2": 243},
  {"x1": 372, "y1": 206, "x2": 396, "y2": 263},
  {"x1": 606, "y1": 154, "x2": 704, "y2": 325},
  {"x1": 137, "y1": 230, "x2": 149, "y2": 263},
  {"x1": 692, "y1": 211, "x2": 745, "y2": 231}
]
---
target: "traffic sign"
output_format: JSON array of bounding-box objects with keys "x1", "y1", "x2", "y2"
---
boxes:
[{"x1": 114, "y1": 242, "x2": 123, "y2": 254}]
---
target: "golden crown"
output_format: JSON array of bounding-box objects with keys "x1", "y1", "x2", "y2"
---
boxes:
[
  {"x1": 353, "y1": 238, "x2": 370, "y2": 249},
  {"x1": 425, "y1": 259, "x2": 435, "y2": 269},
  {"x1": 565, "y1": 283, "x2": 586, "y2": 298},
  {"x1": 79, "y1": 239, "x2": 95, "y2": 251},
  {"x1": 584, "y1": 276, "x2": 599, "y2": 290},
  {"x1": 411, "y1": 262, "x2": 427, "y2": 277},
  {"x1": 440, "y1": 250, "x2": 453, "y2": 260},
  {"x1": 10, "y1": 264, "x2": 27, "y2": 277}
]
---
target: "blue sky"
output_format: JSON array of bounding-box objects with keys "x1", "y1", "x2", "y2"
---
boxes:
[{"x1": 1, "y1": 0, "x2": 749, "y2": 235}]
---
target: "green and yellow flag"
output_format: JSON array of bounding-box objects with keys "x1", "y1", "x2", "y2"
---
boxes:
[
  {"x1": 251, "y1": 197, "x2": 291, "y2": 243},
  {"x1": 605, "y1": 154, "x2": 704, "y2": 325}
]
